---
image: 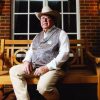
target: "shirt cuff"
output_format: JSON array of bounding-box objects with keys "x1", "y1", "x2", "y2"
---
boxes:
[
  {"x1": 46, "y1": 62, "x2": 57, "y2": 70},
  {"x1": 22, "y1": 58, "x2": 31, "y2": 63}
]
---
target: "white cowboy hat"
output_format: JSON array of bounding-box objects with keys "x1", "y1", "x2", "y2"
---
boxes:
[{"x1": 35, "y1": 6, "x2": 60, "y2": 20}]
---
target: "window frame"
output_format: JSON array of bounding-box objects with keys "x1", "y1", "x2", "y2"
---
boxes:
[{"x1": 12, "y1": 0, "x2": 80, "y2": 40}]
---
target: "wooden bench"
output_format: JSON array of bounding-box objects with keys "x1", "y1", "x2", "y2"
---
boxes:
[{"x1": 0, "y1": 39, "x2": 100, "y2": 100}]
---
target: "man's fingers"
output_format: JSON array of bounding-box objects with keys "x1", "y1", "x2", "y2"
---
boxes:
[
  {"x1": 34, "y1": 68, "x2": 41, "y2": 76},
  {"x1": 23, "y1": 65, "x2": 30, "y2": 74}
]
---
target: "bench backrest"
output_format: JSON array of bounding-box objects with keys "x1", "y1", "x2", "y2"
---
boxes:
[{"x1": 0, "y1": 39, "x2": 88, "y2": 71}]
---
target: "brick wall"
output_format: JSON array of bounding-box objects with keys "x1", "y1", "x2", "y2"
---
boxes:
[
  {"x1": 0, "y1": 0, "x2": 11, "y2": 39},
  {"x1": 80, "y1": 0, "x2": 100, "y2": 55},
  {"x1": 0, "y1": 0, "x2": 100, "y2": 55}
]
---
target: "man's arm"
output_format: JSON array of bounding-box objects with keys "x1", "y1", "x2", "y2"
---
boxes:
[
  {"x1": 46, "y1": 30, "x2": 70, "y2": 70},
  {"x1": 22, "y1": 43, "x2": 33, "y2": 74},
  {"x1": 23, "y1": 43, "x2": 33, "y2": 63}
]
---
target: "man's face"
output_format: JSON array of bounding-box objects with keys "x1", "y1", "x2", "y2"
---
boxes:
[{"x1": 40, "y1": 15, "x2": 54, "y2": 31}]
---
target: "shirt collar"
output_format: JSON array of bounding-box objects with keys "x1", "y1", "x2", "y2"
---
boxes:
[{"x1": 44, "y1": 25, "x2": 55, "y2": 34}]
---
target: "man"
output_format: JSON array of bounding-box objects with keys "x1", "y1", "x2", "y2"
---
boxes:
[{"x1": 9, "y1": 6, "x2": 70, "y2": 100}]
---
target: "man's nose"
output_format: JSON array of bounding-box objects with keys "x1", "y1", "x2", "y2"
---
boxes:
[{"x1": 44, "y1": 18, "x2": 48, "y2": 22}]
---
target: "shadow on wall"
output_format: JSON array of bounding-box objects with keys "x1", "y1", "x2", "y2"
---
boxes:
[
  {"x1": 0, "y1": 0, "x2": 5, "y2": 15},
  {"x1": 92, "y1": 28, "x2": 100, "y2": 56}
]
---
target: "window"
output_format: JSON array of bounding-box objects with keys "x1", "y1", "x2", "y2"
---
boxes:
[{"x1": 12, "y1": 0, "x2": 80, "y2": 40}]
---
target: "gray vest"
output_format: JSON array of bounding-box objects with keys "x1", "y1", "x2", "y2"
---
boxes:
[{"x1": 32, "y1": 27, "x2": 61, "y2": 67}]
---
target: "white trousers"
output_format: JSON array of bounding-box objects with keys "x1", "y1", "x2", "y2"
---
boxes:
[{"x1": 9, "y1": 64, "x2": 65, "y2": 100}]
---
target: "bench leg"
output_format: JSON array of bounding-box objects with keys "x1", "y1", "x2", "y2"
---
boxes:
[
  {"x1": 97, "y1": 67, "x2": 100, "y2": 100},
  {"x1": 98, "y1": 74, "x2": 100, "y2": 100},
  {"x1": 0, "y1": 85, "x2": 4, "y2": 100},
  {"x1": 0, "y1": 85, "x2": 15, "y2": 100},
  {"x1": 98, "y1": 87, "x2": 100, "y2": 100}
]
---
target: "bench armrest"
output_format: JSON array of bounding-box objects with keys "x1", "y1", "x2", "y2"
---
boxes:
[
  {"x1": 96, "y1": 57, "x2": 100, "y2": 64},
  {"x1": 0, "y1": 52, "x2": 4, "y2": 71},
  {"x1": 0, "y1": 52, "x2": 3, "y2": 59},
  {"x1": 86, "y1": 50, "x2": 100, "y2": 65}
]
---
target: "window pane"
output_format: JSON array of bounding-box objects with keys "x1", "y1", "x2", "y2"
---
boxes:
[
  {"x1": 14, "y1": 35, "x2": 27, "y2": 40},
  {"x1": 29, "y1": 15, "x2": 42, "y2": 33},
  {"x1": 68, "y1": 34, "x2": 77, "y2": 40},
  {"x1": 30, "y1": 1, "x2": 42, "y2": 12},
  {"x1": 63, "y1": 0, "x2": 76, "y2": 12},
  {"x1": 48, "y1": 1, "x2": 61, "y2": 12},
  {"x1": 15, "y1": 1, "x2": 28, "y2": 13},
  {"x1": 29, "y1": 34, "x2": 36, "y2": 40},
  {"x1": 55, "y1": 14, "x2": 62, "y2": 28},
  {"x1": 15, "y1": 15, "x2": 28, "y2": 33},
  {"x1": 63, "y1": 14, "x2": 76, "y2": 33}
]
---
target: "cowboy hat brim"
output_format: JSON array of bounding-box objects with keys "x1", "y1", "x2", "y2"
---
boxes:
[{"x1": 35, "y1": 10, "x2": 60, "y2": 20}]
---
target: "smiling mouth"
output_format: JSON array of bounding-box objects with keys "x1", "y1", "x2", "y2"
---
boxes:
[{"x1": 43, "y1": 23, "x2": 48, "y2": 25}]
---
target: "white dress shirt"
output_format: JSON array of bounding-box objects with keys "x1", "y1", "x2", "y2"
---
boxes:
[{"x1": 23, "y1": 26, "x2": 70, "y2": 70}]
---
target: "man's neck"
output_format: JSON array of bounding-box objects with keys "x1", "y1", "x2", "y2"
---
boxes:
[
  {"x1": 43, "y1": 25, "x2": 55, "y2": 33},
  {"x1": 43, "y1": 29, "x2": 48, "y2": 33}
]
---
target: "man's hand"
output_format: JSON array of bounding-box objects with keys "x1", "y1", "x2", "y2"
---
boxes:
[
  {"x1": 23, "y1": 61, "x2": 33, "y2": 74},
  {"x1": 34, "y1": 66, "x2": 49, "y2": 76}
]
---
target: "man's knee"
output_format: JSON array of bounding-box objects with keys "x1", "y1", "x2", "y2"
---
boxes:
[
  {"x1": 9, "y1": 65, "x2": 22, "y2": 76},
  {"x1": 37, "y1": 85, "x2": 59, "y2": 100},
  {"x1": 37, "y1": 83, "x2": 53, "y2": 95}
]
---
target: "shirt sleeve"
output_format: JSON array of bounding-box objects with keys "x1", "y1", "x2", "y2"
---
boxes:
[
  {"x1": 22, "y1": 43, "x2": 33, "y2": 62},
  {"x1": 23, "y1": 34, "x2": 39, "y2": 63},
  {"x1": 46, "y1": 30, "x2": 70, "y2": 70}
]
